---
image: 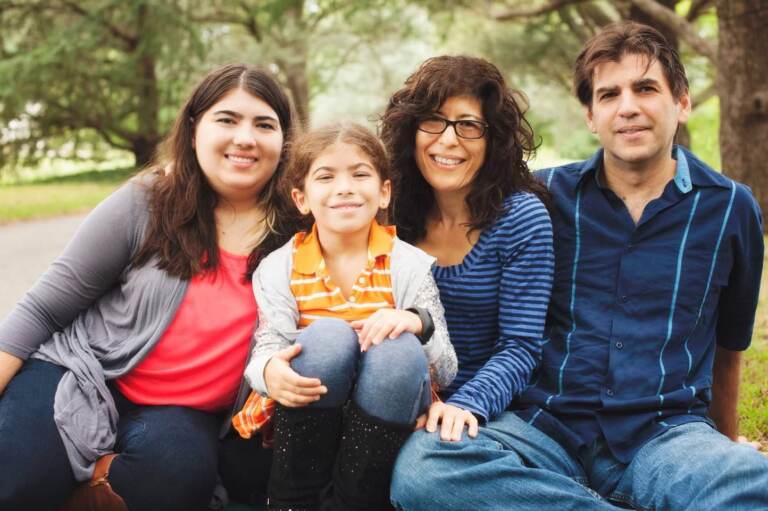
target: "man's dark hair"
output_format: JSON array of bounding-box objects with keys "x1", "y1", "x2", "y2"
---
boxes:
[{"x1": 574, "y1": 21, "x2": 689, "y2": 107}]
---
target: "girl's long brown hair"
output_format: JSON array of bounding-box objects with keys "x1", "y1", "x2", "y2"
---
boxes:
[{"x1": 132, "y1": 64, "x2": 300, "y2": 280}]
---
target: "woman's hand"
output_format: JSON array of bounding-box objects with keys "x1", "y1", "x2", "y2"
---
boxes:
[
  {"x1": 263, "y1": 344, "x2": 327, "y2": 407},
  {"x1": 418, "y1": 401, "x2": 479, "y2": 441},
  {"x1": 351, "y1": 309, "x2": 422, "y2": 352},
  {"x1": 0, "y1": 351, "x2": 23, "y2": 395}
]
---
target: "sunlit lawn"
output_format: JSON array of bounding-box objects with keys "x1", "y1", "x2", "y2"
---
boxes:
[
  {"x1": 0, "y1": 167, "x2": 134, "y2": 224},
  {"x1": 739, "y1": 240, "x2": 768, "y2": 448}
]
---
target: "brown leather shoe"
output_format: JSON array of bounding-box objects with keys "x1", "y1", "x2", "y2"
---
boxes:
[{"x1": 60, "y1": 454, "x2": 128, "y2": 511}]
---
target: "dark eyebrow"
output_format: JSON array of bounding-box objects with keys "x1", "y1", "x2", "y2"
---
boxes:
[
  {"x1": 633, "y1": 78, "x2": 661, "y2": 89},
  {"x1": 349, "y1": 162, "x2": 374, "y2": 171},
  {"x1": 212, "y1": 110, "x2": 279, "y2": 123},
  {"x1": 434, "y1": 111, "x2": 485, "y2": 122},
  {"x1": 594, "y1": 85, "x2": 619, "y2": 97},
  {"x1": 212, "y1": 110, "x2": 241, "y2": 118}
]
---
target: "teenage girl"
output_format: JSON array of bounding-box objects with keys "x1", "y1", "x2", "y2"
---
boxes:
[{"x1": 232, "y1": 122, "x2": 457, "y2": 511}]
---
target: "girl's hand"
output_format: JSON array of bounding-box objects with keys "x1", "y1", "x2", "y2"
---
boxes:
[
  {"x1": 350, "y1": 309, "x2": 422, "y2": 352},
  {"x1": 424, "y1": 401, "x2": 479, "y2": 441},
  {"x1": 264, "y1": 344, "x2": 327, "y2": 407}
]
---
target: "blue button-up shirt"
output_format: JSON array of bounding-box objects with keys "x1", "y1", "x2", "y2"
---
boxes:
[{"x1": 515, "y1": 146, "x2": 764, "y2": 463}]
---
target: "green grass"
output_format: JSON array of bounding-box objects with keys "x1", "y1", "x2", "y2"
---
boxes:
[
  {"x1": 0, "y1": 167, "x2": 135, "y2": 224},
  {"x1": 738, "y1": 238, "x2": 768, "y2": 447}
]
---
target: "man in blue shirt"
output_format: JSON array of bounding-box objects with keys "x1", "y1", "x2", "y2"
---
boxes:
[{"x1": 392, "y1": 22, "x2": 767, "y2": 510}]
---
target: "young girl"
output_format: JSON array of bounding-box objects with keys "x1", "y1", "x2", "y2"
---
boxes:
[{"x1": 232, "y1": 122, "x2": 457, "y2": 511}]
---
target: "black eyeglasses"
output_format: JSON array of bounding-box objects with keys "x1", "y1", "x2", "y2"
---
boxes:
[{"x1": 417, "y1": 116, "x2": 488, "y2": 139}]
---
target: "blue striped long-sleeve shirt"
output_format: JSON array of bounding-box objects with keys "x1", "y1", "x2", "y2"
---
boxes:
[{"x1": 436, "y1": 192, "x2": 554, "y2": 422}]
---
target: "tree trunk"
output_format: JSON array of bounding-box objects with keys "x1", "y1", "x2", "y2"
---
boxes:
[
  {"x1": 133, "y1": 3, "x2": 160, "y2": 167},
  {"x1": 717, "y1": 0, "x2": 768, "y2": 229},
  {"x1": 629, "y1": 0, "x2": 691, "y2": 148},
  {"x1": 132, "y1": 136, "x2": 158, "y2": 168},
  {"x1": 282, "y1": 56, "x2": 310, "y2": 128}
]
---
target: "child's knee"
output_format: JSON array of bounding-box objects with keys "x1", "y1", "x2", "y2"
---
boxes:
[
  {"x1": 292, "y1": 319, "x2": 360, "y2": 405},
  {"x1": 363, "y1": 333, "x2": 427, "y2": 382},
  {"x1": 294, "y1": 319, "x2": 358, "y2": 370},
  {"x1": 354, "y1": 335, "x2": 429, "y2": 422}
]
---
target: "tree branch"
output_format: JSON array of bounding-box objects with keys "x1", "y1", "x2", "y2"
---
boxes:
[
  {"x1": 628, "y1": 0, "x2": 717, "y2": 63},
  {"x1": 686, "y1": 0, "x2": 715, "y2": 21},
  {"x1": 493, "y1": 0, "x2": 590, "y2": 20},
  {"x1": 60, "y1": 1, "x2": 138, "y2": 49},
  {"x1": 692, "y1": 82, "x2": 717, "y2": 108}
]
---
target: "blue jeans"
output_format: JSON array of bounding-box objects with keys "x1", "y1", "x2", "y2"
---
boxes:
[
  {"x1": 0, "y1": 359, "x2": 268, "y2": 511},
  {"x1": 391, "y1": 411, "x2": 768, "y2": 510},
  {"x1": 292, "y1": 318, "x2": 431, "y2": 424}
]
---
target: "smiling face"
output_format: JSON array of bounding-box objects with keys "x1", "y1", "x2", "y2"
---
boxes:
[
  {"x1": 291, "y1": 142, "x2": 391, "y2": 239},
  {"x1": 194, "y1": 87, "x2": 284, "y2": 203},
  {"x1": 414, "y1": 95, "x2": 487, "y2": 197},
  {"x1": 587, "y1": 53, "x2": 690, "y2": 172}
]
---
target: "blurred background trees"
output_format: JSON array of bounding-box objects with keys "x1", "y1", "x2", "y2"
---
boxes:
[{"x1": 1, "y1": 0, "x2": 766, "y2": 223}]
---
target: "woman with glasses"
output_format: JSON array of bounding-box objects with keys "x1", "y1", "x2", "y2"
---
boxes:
[{"x1": 380, "y1": 55, "x2": 555, "y2": 507}]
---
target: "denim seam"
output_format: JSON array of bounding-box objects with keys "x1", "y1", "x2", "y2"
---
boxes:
[{"x1": 609, "y1": 491, "x2": 650, "y2": 511}]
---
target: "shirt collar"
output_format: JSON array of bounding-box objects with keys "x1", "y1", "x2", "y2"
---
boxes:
[
  {"x1": 293, "y1": 220, "x2": 396, "y2": 275},
  {"x1": 578, "y1": 145, "x2": 727, "y2": 192}
]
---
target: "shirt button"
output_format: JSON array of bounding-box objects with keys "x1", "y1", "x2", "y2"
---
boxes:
[
  {"x1": 606, "y1": 388, "x2": 614, "y2": 397},
  {"x1": 358, "y1": 277, "x2": 365, "y2": 284},
  {"x1": 619, "y1": 295, "x2": 628, "y2": 303},
  {"x1": 616, "y1": 341, "x2": 624, "y2": 350}
]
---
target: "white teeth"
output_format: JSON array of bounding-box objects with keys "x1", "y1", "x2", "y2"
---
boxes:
[
  {"x1": 433, "y1": 156, "x2": 462, "y2": 166},
  {"x1": 227, "y1": 155, "x2": 256, "y2": 163}
]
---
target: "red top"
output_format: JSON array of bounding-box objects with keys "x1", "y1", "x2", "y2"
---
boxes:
[{"x1": 116, "y1": 249, "x2": 257, "y2": 413}]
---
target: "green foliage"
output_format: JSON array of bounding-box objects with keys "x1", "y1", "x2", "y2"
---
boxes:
[
  {"x1": 0, "y1": 0, "x2": 207, "y2": 173},
  {"x1": 687, "y1": 96, "x2": 721, "y2": 169},
  {"x1": 194, "y1": 0, "x2": 447, "y2": 124}
]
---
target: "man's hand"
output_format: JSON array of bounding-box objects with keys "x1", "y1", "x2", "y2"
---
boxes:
[
  {"x1": 351, "y1": 309, "x2": 422, "y2": 352},
  {"x1": 263, "y1": 344, "x2": 327, "y2": 407}
]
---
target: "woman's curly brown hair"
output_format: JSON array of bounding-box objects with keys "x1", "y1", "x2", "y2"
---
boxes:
[{"x1": 380, "y1": 55, "x2": 546, "y2": 243}]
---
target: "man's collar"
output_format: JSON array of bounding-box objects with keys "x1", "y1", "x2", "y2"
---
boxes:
[
  {"x1": 293, "y1": 220, "x2": 395, "y2": 275},
  {"x1": 577, "y1": 145, "x2": 728, "y2": 191}
]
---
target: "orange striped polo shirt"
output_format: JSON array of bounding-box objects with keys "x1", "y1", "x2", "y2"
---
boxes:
[
  {"x1": 291, "y1": 221, "x2": 395, "y2": 326},
  {"x1": 232, "y1": 221, "x2": 396, "y2": 439}
]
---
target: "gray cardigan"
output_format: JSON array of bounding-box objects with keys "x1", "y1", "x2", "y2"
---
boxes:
[
  {"x1": 0, "y1": 179, "x2": 205, "y2": 481},
  {"x1": 244, "y1": 235, "x2": 458, "y2": 396}
]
